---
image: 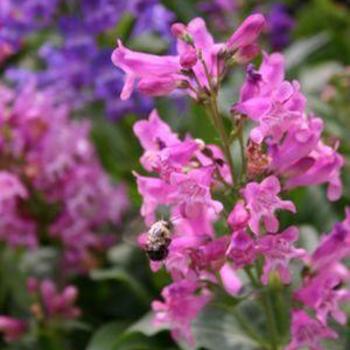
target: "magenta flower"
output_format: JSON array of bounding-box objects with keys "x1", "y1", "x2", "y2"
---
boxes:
[
  {"x1": 242, "y1": 176, "x2": 296, "y2": 235},
  {"x1": 39, "y1": 279, "x2": 81, "y2": 320},
  {"x1": 152, "y1": 280, "x2": 211, "y2": 345},
  {"x1": 226, "y1": 229, "x2": 256, "y2": 269},
  {"x1": 227, "y1": 201, "x2": 250, "y2": 231},
  {"x1": 0, "y1": 316, "x2": 26, "y2": 343},
  {"x1": 269, "y1": 116, "x2": 323, "y2": 175},
  {"x1": 0, "y1": 171, "x2": 28, "y2": 203},
  {"x1": 295, "y1": 272, "x2": 350, "y2": 325},
  {"x1": 134, "y1": 110, "x2": 198, "y2": 175},
  {"x1": 286, "y1": 310, "x2": 337, "y2": 350},
  {"x1": 219, "y1": 263, "x2": 242, "y2": 296},
  {"x1": 169, "y1": 168, "x2": 223, "y2": 232},
  {"x1": 112, "y1": 15, "x2": 265, "y2": 100},
  {"x1": 111, "y1": 40, "x2": 180, "y2": 100},
  {"x1": 236, "y1": 53, "x2": 306, "y2": 143},
  {"x1": 311, "y1": 213, "x2": 350, "y2": 272},
  {"x1": 285, "y1": 142, "x2": 344, "y2": 201},
  {"x1": 257, "y1": 226, "x2": 305, "y2": 284},
  {"x1": 133, "y1": 110, "x2": 179, "y2": 151},
  {"x1": 134, "y1": 174, "x2": 171, "y2": 225},
  {"x1": 227, "y1": 14, "x2": 266, "y2": 51}
]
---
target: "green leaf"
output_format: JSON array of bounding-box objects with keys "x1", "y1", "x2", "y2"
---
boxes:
[
  {"x1": 86, "y1": 322, "x2": 128, "y2": 350},
  {"x1": 191, "y1": 301, "x2": 266, "y2": 350},
  {"x1": 90, "y1": 267, "x2": 151, "y2": 304}
]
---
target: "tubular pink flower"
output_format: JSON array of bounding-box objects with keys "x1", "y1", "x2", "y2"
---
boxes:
[
  {"x1": 111, "y1": 40, "x2": 180, "y2": 100},
  {"x1": 295, "y1": 271, "x2": 350, "y2": 325},
  {"x1": 219, "y1": 263, "x2": 242, "y2": 296},
  {"x1": 152, "y1": 280, "x2": 211, "y2": 346},
  {"x1": 236, "y1": 53, "x2": 306, "y2": 143},
  {"x1": 257, "y1": 226, "x2": 305, "y2": 285},
  {"x1": 227, "y1": 201, "x2": 250, "y2": 231},
  {"x1": 227, "y1": 14, "x2": 266, "y2": 51},
  {"x1": 242, "y1": 176, "x2": 296, "y2": 235},
  {"x1": 285, "y1": 142, "x2": 344, "y2": 201},
  {"x1": 286, "y1": 310, "x2": 337, "y2": 350},
  {"x1": 226, "y1": 229, "x2": 256, "y2": 269}
]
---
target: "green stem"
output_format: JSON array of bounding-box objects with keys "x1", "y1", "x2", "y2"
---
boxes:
[
  {"x1": 208, "y1": 95, "x2": 236, "y2": 183},
  {"x1": 237, "y1": 123, "x2": 246, "y2": 183},
  {"x1": 244, "y1": 265, "x2": 280, "y2": 350},
  {"x1": 260, "y1": 292, "x2": 279, "y2": 350}
]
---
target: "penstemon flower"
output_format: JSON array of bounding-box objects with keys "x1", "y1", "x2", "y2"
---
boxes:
[
  {"x1": 0, "y1": 82, "x2": 128, "y2": 273},
  {"x1": 116, "y1": 12, "x2": 348, "y2": 350}
]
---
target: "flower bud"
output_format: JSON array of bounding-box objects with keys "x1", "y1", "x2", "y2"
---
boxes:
[
  {"x1": 180, "y1": 48, "x2": 198, "y2": 69},
  {"x1": 227, "y1": 14, "x2": 266, "y2": 51},
  {"x1": 233, "y1": 44, "x2": 260, "y2": 64},
  {"x1": 171, "y1": 23, "x2": 187, "y2": 38}
]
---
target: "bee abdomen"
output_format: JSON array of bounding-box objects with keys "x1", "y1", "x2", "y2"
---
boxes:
[{"x1": 146, "y1": 246, "x2": 169, "y2": 261}]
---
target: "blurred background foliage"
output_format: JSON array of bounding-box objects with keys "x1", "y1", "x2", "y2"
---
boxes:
[{"x1": 1, "y1": 0, "x2": 350, "y2": 349}]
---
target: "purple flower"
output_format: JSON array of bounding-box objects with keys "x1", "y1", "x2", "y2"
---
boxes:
[
  {"x1": 152, "y1": 280, "x2": 211, "y2": 345},
  {"x1": 295, "y1": 271, "x2": 350, "y2": 325},
  {"x1": 112, "y1": 15, "x2": 265, "y2": 100},
  {"x1": 242, "y1": 176, "x2": 296, "y2": 235},
  {"x1": 236, "y1": 52, "x2": 306, "y2": 143},
  {"x1": 257, "y1": 226, "x2": 305, "y2": 285},
  {"x1": 286, "y1": 310, "x2": 337, "y2": 350},
  {"x1": 29, "y1": 278, "x2": 81, "y2": 320},
  {"x1": 267, "y1": 4, "x2": 294, "y2": 51},
  {"x1": 226, "y1": 229, "x2": 257, "y2": 269},
  {"x1": 285, "y1": 142, "x2": 344, "y2": 201}
]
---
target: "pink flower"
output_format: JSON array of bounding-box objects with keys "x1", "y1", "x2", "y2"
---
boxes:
[
  {"x1": 226, "y1": 229, "x2": 256, "y2": 268},
  {"x1": 0, "y1": 171, "x2": 28, "y2": 204},
  {"x1": 112, "y1": 16, "x2": 263, "y2": 100},
  {"x1": 219, "y1": 263, "x2": 242, "y2": 296},
  {"x1": 311, "y1": 212, "x2": 350, "y2": 272},
  {"x1": 152, "y1": 280, "x2": 211, "y2": 345},
  {"x1": 242, "y1": 176, "x2": 296, "y2": 235},
  {"x1": 295, "y1": 271, "x2": 350, "y2": 325},
  {"x1": 134, "y1": 174, "x2": 171, "y2": 225},
  {"x1": 286, "y1": 310, "x2": 337, "y2": 350},
  {"x1": 40, "y1": 280, "x2": 81, "y2": 320},
  {"x1": 269, "y1": 117, "x2": 323, "y2": 175},
  {"x1": 227, "y1": 14, "x2": 266, "y2": 51},
  {"x1": 0, "y1": 316, "x2": 26, "y2": 343},
  {"x1": 227, "y1": 201, "x2": 250, "y2": 231},
  {"x1": 111, "y1": 40, "x2": 180, "y2": 100},
  {"x1": 168, "y1": 168, "x2": 223, "y2": 234},
  {"x1": 285, "y1": 142, "x2": 344, "y2": 201},
  {"x1": 236, "y1": 53, "x2": 306, "y2": 143},
  {"x1": 134, "y1": 110, "x2": 198, "y2": 175},
  {"x1": 257, "y1": 226, "x2": 305, "y2": 285}
]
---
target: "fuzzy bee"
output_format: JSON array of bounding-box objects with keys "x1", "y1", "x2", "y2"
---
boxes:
[{"x1": 145, "y1": 220, "x2": 172, "y2": 261}]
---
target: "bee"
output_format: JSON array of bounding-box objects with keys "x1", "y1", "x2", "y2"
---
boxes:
[{"x1": 145, "y1": 220, "x2": 172, "y2": 261}]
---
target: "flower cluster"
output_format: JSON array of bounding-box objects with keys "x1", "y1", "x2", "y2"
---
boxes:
[
  {"x1": 5, "y1": 0, "x2": 176, "y2": 120},
  {"x1": 236, "y1": 52, "x2": 343, "y2": 200},
  {"x1": 0, "y1": 82, "x2": 128, "y2": 274},
  {"x1": 28, "y1": 278, "x2": 81, "y2": 321},
  {"x1": 0, "y1": 0, "x2": 58, "y2": 64},
  {"x1": 0, "y1": 278, "x2": 80, "y2": 344},
  {"x1": 112, "y1": 14, "x2": 266, "y2": 99},
  {"x1": 118, "y1": 13, "x2": 348, "y2": 349}
]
